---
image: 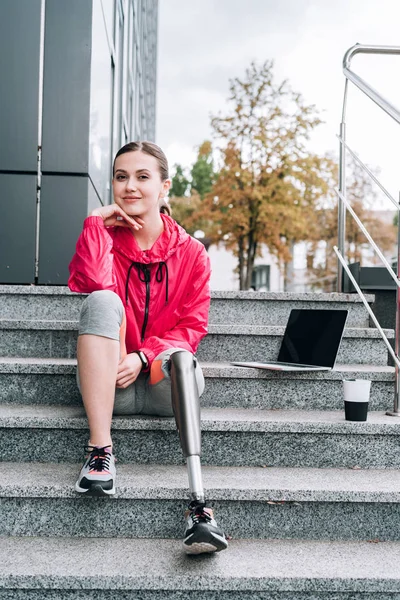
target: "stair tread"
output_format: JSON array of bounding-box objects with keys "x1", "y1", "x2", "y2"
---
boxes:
[
  {"x1": 0, "y1": 537, "x2": 398, "y2": 591},
  {"x1": 0, "y1": 318, "x2": 393, "y2": 337},
  {"x1": 0, "y1": 404, "x2": 398, "y2": 433},
  {"x1": 1, "y1": 462, "x2": 399, "y2": 501},
  {"x1": 0, "y1": 356, "x2": 395, "y2": 378},
  {"x1": 0, "y1": 285, "x2": 376, "y2": 301}
]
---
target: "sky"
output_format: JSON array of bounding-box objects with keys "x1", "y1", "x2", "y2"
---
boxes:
[{"x1": 156, "y1": 0, "x2": 400, "y2": 210}]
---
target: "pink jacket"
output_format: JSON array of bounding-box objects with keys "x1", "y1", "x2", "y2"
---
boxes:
[{"x1": 68, "y1": 214, "x2": 211, "y2": 365}]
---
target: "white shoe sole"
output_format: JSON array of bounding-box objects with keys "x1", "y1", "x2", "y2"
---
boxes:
[
  {"x1": 183, "y1": 542, "x2": 219, "y2": 554},
  {"x1": 183, "y1": 532, "x2": 228, "y2": 554}
]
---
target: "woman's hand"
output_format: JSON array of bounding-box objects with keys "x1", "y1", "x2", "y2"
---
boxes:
[
  {"x1": 90, "y1": 204, "x2": 144, "y2": 231},
  {"x1": 116, "y1": 353, "x2": 143, "y2": 388}
]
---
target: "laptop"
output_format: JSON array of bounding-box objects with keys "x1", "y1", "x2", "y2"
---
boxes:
[{"x1": 231, "y1": 308, "x2": 348, "y2": 371}]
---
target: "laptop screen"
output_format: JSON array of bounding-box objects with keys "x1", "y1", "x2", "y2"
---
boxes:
[{"x1": 278, "y1": 309, "x2": 348, "y2": 367}]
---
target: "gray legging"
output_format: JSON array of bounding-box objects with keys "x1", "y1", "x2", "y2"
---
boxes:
[{"x1": 77, "y1": 290, "x2": 205, "y2": 417}]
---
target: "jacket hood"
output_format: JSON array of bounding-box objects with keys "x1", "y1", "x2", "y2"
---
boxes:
[{"x1": 111, "y1": 214, "x2": 189, "y2": 264}]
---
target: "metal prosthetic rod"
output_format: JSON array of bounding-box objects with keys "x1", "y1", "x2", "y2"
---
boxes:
[{"x1": 170, "y1": 351, "x2": 204, "y2": 504}]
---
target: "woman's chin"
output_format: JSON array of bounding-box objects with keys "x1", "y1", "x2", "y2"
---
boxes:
[{"x1": 124, "y1": 207, "x2": 144, "y2": 218}]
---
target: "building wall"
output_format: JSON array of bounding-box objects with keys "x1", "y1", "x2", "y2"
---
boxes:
[
  {"x1": 208, "y1": 245, "x2": 283, "y2": 291},
  {"x1": 0, "y1": 0, "x2": 158, "y2": 285}
]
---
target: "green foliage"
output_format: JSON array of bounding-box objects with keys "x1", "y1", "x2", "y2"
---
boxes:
[
  {"x1": 169, "y1": 192, "x2": 202, "y2": 236},
  {"x1": 190, "y1": 141, "x2": 215, "y2": 199},
  {"x1": 170, "y1": 164, "x2": 190, "y2": 198}
]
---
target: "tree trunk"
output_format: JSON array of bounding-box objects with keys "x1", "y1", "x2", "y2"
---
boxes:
[
  {"x1": 238, "y1": 237, "x2": 246, "y2": 290},
  {"x1": 284, "y1": 240, "x2": 295, "y2": 291},
  {"x1": 245, "y1": 234, "x2": 257, "y2": 290}
]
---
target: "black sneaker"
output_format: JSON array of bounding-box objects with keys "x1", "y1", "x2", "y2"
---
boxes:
[
  {"x1": 183, "y1": 501, "x2": 228, "y2": 554},
  {"x1": 75, "y1": 445, "x2": 116, "y2": 496}
]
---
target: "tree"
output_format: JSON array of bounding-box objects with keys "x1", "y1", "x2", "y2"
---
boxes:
[
  {"x1": 169, "y1": 143, "x2": 215, "y2": 242},
  {"x1": 169, "y1": 190, "x2": 202, "y2": 237},
  {"x1": 308, "y1": 158, "x2": 397, "y2": 289},
  {"x1": 170, "y1": 164, "x2": 190, "y2": 198},
  {"x1": 192, "y1": 60, "x2": 332, "y2": 290},
  {"x1": 190, "y1": 141, "x2": 215, "y2": 199}
]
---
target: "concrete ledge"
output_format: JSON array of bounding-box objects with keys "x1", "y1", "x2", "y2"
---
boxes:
[
  {"x1": 0, "y1": 286, "x2": 376, "y2": 301},
  {"x1": 0, "y1": 537, "x2": 399, "y2": 594},
  {"x1": 0, "y1": 405, "x2": 399, "y2": 434},
  {"x1": 0, "y1": 322, "x2": 391, "y2": 364},
  {"x1": 0, "y1": 406, "x2": 399, "y2": 469},
  {"x1": 0, "y1": 320, "x2": 392, "y2": 338},
  {"x1": 0, "y1": 359, "x2": 394, "y2": 412},
  {"x1": 0, "y1": 288, "x2": 374, "y2": 327},
  {"x1": 0, "y1": 357, "x2": 394, "y2": 379},
  {"x1": 1, "y1": 463, "x2": 400, "y2": 503}
]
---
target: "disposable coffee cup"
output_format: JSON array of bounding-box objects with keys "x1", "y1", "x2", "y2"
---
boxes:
[{"x1": 343, "y1": 379, "x2": 371, "y2": 422}]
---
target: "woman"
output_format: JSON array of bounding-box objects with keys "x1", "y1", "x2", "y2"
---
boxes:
[{"x1": 68, "y1": 141, "x2": 227, "y2": 555}]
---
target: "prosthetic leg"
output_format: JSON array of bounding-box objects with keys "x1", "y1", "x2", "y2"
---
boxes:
[
  {"x1": 170, "y1": 350, "x2": 228, "y2": 554},
  {"x1": 169, "y1": 350, "x2": 205, "y2": 504}
]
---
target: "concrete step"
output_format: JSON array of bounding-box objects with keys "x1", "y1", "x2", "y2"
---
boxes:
[
  {"x1": 0, "y1": 286, "x2": 373, "y2": 326},
  {"x1": 1, "y1": 404, "x2": 399, "y2": 468},
  {"x1": 0, "y1": 320, "x2": 392, "y2": 365},
  {"x1": 200, "y1": 325, "x2": 392, "y2": 365},
  {"x1": 0, "y1": 357, "x2": 395, "y2": 412},
  {"x1": 1, "y1": 462, "x2": 399, "y2": 541},
  {"x1": 1, "y1": 536, "x2": 399, "y2": 598},
  {"x1": 210, "y1": 291, "x2": 373, "y2": 327}
]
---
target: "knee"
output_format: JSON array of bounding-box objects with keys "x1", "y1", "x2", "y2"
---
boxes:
[
  {"x1": 84, "y1": 290, "x2": 122, "y2": 310},
  {"x1": 81, "y1": 290, "x2": 123, "y2": 320},
  {"x1": 79, "y1": 290, "x2": 124, "y2": 337}
]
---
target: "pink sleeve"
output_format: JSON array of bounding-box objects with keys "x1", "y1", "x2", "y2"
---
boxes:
[{"x1": 68, "y1": 216, "x2": 117, "y2": 293}]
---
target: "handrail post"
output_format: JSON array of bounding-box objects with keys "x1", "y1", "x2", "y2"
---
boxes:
[
  {"x1": 386, "y1": 194, "x2": 400, "y2": 416},
  {"x1": 337, "y1": 122, "x2": 346, "y2": 292}
]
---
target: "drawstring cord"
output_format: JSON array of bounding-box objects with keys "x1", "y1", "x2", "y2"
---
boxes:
[
  {"x1": 156, "y1": 262, "x2": 169, "y2": 304},
  {"x1": 125, "y1": 261, "x2": 169, "y2": 305}
]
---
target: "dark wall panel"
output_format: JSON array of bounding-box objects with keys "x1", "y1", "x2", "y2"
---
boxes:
[
  {"x1": 0, "y1": 0, "x2": 41, "y2": 172},
  {"x1": 41, "y1": 0, "x2": 92, "y2": 174},
  {"x1": 38, "y1": 175, "x2": 89, "y2": 284},
  {"x1": 0, "y1": 174, "x2": 37, "y2": 283}
]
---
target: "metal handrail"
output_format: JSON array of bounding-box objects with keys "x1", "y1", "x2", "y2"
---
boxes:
[
  {"x1": 334, "y1": 246, "x2": 400, "y2": 370},
  {"x1": 336, "y1": 44, "x2": 400, "y2": 416},
  {"x1": 342, "y1": 44, "x2": 400, "y2": 125},
  {"x1": 337, "y1": 43, "x2": 400, "y2": 289},
  {"x1": 337, "y1": 136, "x2": 398, "y2": 209},
  {"x1": 342, "y1": 44, "x2": 400, "y2": 123},
  {"x1": 335, "y1": 188, "x2": 400, "y2": 288}
]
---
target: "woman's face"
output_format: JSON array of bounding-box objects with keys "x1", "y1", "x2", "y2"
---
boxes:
[{"x1": 112, "y1": 151, "x2": 170, "y2": 219}]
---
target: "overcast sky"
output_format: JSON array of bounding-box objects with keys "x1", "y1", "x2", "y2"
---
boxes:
[{"x1": 156, "y1": 0, "x2": 400, "y2": 208}]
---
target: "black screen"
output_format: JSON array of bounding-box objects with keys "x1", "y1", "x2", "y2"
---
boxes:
[{"x1": 277, "y1": 309, "x2": 348, "y2": 367}]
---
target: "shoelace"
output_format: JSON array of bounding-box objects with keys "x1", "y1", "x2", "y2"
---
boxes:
[
  {"x1": 188, "y1": 503, "x2": 212, "y2": 524},
  {"x1": 85, "y1": 445, "x2": 112, "y2": 472}
]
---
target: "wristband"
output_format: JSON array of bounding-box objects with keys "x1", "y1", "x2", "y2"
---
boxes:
[{"x1": 133, "y1": 350, "x2": 149, "y2": 370}]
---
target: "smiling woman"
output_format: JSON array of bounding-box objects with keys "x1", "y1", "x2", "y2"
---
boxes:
[{"x1": 68, "y1": 141, "x2": 228, "y2": 555}]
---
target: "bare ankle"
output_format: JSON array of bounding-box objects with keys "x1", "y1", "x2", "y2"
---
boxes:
[{"x1": 88, "y1": 440, "x2": 112, "y2": 450}]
